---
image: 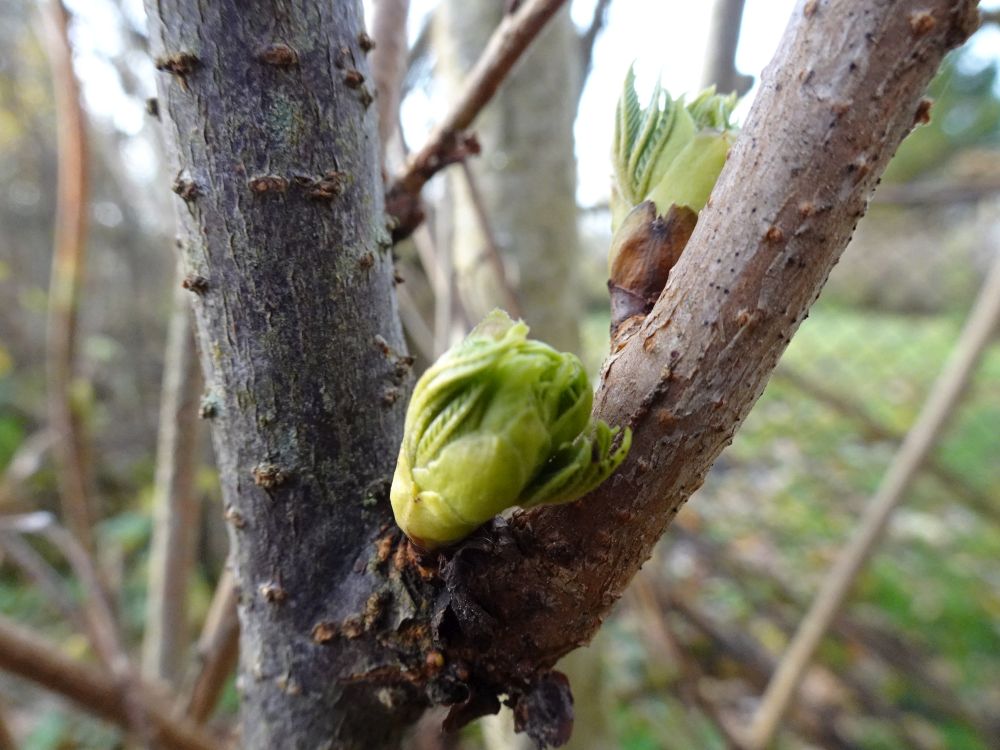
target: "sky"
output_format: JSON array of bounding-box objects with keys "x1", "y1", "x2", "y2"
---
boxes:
[{"x1": 61, "y1": 0, "x2": 1000, "y2": 206}]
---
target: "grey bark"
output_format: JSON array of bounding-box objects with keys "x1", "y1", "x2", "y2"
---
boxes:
[
  {"x1": 435, "y1": 2, "x2": 582, "y2": 352},
  {"x1": 144, "y1": 2, "x2": 416, "y2": 748}
]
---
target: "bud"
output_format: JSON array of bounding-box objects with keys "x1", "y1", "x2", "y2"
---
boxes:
[
  {"x1": 390, "y1": 310, "x2": 631, "y2": 550},
  {"x1": 611, "y1": 67, "x2": 738, "y2": 233}
]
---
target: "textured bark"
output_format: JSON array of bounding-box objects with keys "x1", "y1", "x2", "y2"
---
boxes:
[
  {"x1": 436, "y1": 1, "x2": 582, "y2": 351},
  {"x1": 144, "y1": 2, "x2": 417, "y2": 748}
]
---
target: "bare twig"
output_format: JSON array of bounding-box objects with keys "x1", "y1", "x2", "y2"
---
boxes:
[
  {"x1": 372, "y1": 0, "x2": 411, "y2": 160},
  {"x1": 386, "y1": 0, "x2": 567, "y2": 240},
  {"x1": 577, "y1": 0, "x2": 612, "y2": 98},
  {"x1": 747, "y1": 247, "x2": 1000, "y2": 749},
  {"x1": 0, "y1": 614, "x2": 218, "y2": 750},
  {"x1": 182, "y1": 568, "x2": 239, "y2": 723},
  {"x1": 142, "y1": 262, "x2": 204, "y2": 686},
  {"x1": 42, "y1": 0, "x2": 94, "y2": 551},
  {"x1": 458, "y1": 160, "x2": 522, "y2": 319}
]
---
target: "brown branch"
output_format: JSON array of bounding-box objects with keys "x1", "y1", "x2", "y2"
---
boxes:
[
  {"x1": 181, "y1": 568, "x2": 239, "y2": 724},
  {"x1": 142, "y1": 262, "x2": 204, "y2": 686},
  {"x1": 371, "y1": 0, "x2": 411, "y2": 160},
  {"x1": 42, "y1": 0, "x2": 94, "y2": 551},
  {"x1": 386, "y1": 0, "x2": 567, "y2": 241},
  {"x1": 458, "y1": 160, "x2": 523, "y2": 319},
  {"x1": 435, "y1": 0, "x2": 979, "y2": 727},
  {"x1": 0, "y1": 615, "x2": 218, "y2": 750},
  {"x1": 0, "y1": 514, "x2": 153, "y2": 742},
  {"x1": 746, "y1": 243, "x2": 1000, "y2": 748}
]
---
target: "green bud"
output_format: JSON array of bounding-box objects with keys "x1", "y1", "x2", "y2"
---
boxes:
[
  {"x1": 611, "y1": 66, "x2": 738, "y2": 233},
  {"x1": 390, "y1": 310, "x2": 631, "y2": 549}
]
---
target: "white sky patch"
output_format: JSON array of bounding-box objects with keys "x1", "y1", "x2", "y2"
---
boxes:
[{"x1": 66, "y1": 0, "x2": 1000, "y2": 204}]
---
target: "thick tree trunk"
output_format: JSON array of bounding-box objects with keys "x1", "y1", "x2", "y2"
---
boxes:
[{"x1": 144, "y1": 2, "x2": 419, "y2": 747}]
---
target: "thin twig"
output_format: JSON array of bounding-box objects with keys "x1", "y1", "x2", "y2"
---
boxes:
[
  {"x1": 143, "y1": 262, "x2": 204, "y2": 686},
  {"x1": 386, "y1": 0, "x2": 567, "y2": 241},
  {"x1": 746, "y1": 247, "x2": 1000, "y2": 749},
  {"x1": 981, "y1": 8, "x2": 1000, "y2": 26},
  {"x1": 0, "y1": 614, "x2": 218, "y2": 750},
  {"x1": 182, "y1": 568, "x2": 239, "y2": 723},
  {"x1": 42, "y1": 0, "x2": 94, "y2": 551},
  {"x1": 458, "y1": 160, "x2": 522, "y2": 319},
  {"x1": 577, "y1": 0, "x2": 612, "y2": 99}
]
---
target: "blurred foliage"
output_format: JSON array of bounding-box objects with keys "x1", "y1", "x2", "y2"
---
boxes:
[{"x1": 884, "y1": 51, "x2": 1000, "y2": 183}]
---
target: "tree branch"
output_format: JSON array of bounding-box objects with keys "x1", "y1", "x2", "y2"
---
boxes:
[
  {"x1": 181, "y1": 567, "x2": 239, "y2": 724},
  {"x1": 431, "y1": 0, "x2": 980, "y2": 730},
  {"x1": 386, "y1": 0, "x2": 567, "y2": 241},
  {"x1": 0, "y1": 615, "x2": 218, "y2": 750},
  {"x1": 146, "y1": 3, "x2": 421, "y2": 746},
  {"x1": 41, "y1": 0, "x2": 95, "y2": 551},
  {"x1": 457, "y1": 160, "x2": 522, "y2": 319},
  {"x1": 143, "y1": 260, "x2": 204, "y2": 685}
]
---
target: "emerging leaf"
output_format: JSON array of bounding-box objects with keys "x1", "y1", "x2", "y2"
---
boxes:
[
  {"x1": 390, "y1": 310, "x2": 631, "y2": 549},
  {"x1": 611, "y1": 68, "x2": 738, "y2": 232}
]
